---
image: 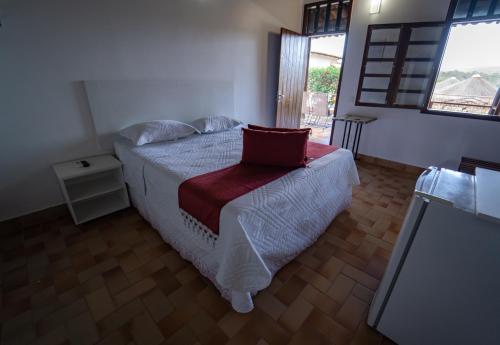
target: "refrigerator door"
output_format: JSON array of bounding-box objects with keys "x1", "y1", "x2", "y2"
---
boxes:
[
  {"x1": 376, "y1": 202, "x2": 500, "y2": 345},
  {"x1": 366, "y1": 195, "x2": 427, "y2": 326}
]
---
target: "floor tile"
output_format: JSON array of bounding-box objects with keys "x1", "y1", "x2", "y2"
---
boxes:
[
  {"x1": 0, "y1": 162, "x2": 417, "y2": 344},
  {"x1": 85, "y1": 287, "x2": 115, "y2": 321}
]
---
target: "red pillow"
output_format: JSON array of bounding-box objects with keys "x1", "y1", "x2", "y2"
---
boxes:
[
  {"x1": 247, "y1": 124, "x2": 311, "y2": 160},
  {"x1": 241, "y1": 128, "x2": 309, "y2": 168},
  {"x1": 248, "y1": 124, "x2": 311, "y2": 134}
]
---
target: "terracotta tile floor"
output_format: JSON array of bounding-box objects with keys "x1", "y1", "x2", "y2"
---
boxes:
[{"x1": 0, "y1": 162, "x2": 419, "y2": 345}]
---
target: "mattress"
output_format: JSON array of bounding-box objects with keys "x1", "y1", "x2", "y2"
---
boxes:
[{"x1": 114, "y1": 128, "x2": 360, "y2": 312}]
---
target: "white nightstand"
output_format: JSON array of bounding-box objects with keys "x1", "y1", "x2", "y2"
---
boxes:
[{"x1": 53, "y1": 155, "x2": 130, "y2": 225}]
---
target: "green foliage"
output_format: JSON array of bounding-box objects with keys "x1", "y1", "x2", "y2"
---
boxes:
[{"x1": 307, "y1": 66, "x2": 341, "y2": 98}]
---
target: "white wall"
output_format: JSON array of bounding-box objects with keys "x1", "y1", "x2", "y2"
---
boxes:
[
  {"x1": 4, "y1": 0, "x2": 499, "y2": 221},
  {"x1": 0, "y1": 0, "x2": 303, "y2": 221},
  {"x1": 331, "y1": 0, "x2": 500, "y2": 168}
]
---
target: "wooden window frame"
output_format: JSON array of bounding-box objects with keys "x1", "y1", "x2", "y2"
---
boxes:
[
  {"x1": 449, "y1": 0, "x2": 500, "y2": 22},
  {"x1": 302, "y1": 0, "x2": 352, "y2": 36},
  {"x1": 420, "y1": 0, "x2": 500, "y2": 122},
  {"x1": 352, "y1": 0, "x2": 500, "y2": 121},
  {"x1": 355, "y1": 21, "x2": 446, "y2": 109}
]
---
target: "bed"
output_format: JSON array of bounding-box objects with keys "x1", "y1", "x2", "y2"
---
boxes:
[
  {"x1": 114, "y1": 128, "x2": 359, "y2": 312},
  {"x1": 83, "y1": 79, "x2": 359, "y2": 312}
]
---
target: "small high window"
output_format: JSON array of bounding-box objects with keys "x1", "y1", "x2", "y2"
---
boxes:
[{"x1": 303, "y1": 0, "x2": 351, "y2": 36}]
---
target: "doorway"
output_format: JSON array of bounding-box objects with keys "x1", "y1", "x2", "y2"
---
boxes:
[{"x1": 301, "y1": 34, "x2": 346, "y2": 144}]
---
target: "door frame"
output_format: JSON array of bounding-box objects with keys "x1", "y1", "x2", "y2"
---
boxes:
[{"x1": 301, "y1": 1, "x2": 354, "y2": 145}]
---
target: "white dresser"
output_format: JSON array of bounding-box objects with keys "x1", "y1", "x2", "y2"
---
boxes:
[{"x1": 368, "y1": 167, "x2": 500, "y2": 345}]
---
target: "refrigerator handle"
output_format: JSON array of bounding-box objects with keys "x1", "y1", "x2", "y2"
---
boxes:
[{"x1": 416, "y1": 167, "x2": 435, "y2": 191}]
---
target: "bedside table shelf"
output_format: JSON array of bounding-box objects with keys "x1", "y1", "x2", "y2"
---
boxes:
[
  {"x1": 66, "y1": 169, "x2": 124, "y2": 203},
  {"x1": 74, "y1": 189, "x2": 129, "y2": 224},
  {"x1": 53, "y1": 155, "x2": 130, "y2": 225}
]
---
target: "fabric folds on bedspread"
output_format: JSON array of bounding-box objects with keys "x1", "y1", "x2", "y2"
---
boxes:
[
  {"x1": 114, "y1": 129, "x2": 360, "y2": 313},
  {"x1": 178, "y1": 141, "x2": 338, "y2": 234}
]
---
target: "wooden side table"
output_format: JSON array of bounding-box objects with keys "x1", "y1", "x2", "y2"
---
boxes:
[
  {"x1": 331, "y1": 115, "x2": 377, "y2": 159},
  {"x1": 53, "y1": 155, "x2": 130, "y2": 225}
]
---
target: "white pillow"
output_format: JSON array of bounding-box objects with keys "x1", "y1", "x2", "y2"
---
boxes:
[
  {"x1": 191, "y1": 116, "x2": 243, "y2": 133},
  {"x1": 119, "y1": 120, "x2": 199, "y2": 146}
]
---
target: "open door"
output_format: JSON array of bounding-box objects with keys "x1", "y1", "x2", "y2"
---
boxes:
[{"x1": 276, "y1": 28, "x2": 310, "y2": 128}]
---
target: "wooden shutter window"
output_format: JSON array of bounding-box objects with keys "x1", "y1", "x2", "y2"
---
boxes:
[
  {"x1": 356, "y1": 22, "x2": 446, "y2": 109},
  {"x1": 450, "y1": 0, "x2": 500, "y2": 22},
  {"x1": 302, "y1": 0, "x2": 352, "y2": 36}
]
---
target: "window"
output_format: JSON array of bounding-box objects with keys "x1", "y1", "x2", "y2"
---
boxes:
[
  {"x1": 450, "y1": 0, "x2": 500, "y2": 21},
  {"x1": 302, "y1": 0, "x2": 352, "y2": 36},
  {"x1": 355, "y1": 22, "x2": 446, "y2": 108},
  {"x1": 423, "y1": 0, "x2": 500, "y2": 119},
  {"x1": 426, "y1": 22, "x2": 500, "y2": 117},
  {"x1": 355, "y1": 0, "x2": 500, "y2": 120}
]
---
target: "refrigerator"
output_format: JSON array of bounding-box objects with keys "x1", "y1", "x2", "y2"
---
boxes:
[{"x1": 367, "y1": 167, "x2": 500, "y2": 345}]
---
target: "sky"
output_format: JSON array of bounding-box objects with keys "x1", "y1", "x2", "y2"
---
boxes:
[{"x1": 440, "y1": 22, "x2": 500, "y2": 72}]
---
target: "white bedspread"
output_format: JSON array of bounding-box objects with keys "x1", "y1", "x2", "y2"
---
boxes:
[{"x1": 114, "y1": 129, "x2": 359, "y2": 312}]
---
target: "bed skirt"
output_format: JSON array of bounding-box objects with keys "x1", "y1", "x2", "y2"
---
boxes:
[{"x1": 126, "y1": 181, "x2": 352, "y2": 312}]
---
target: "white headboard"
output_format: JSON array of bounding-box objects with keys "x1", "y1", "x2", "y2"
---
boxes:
[{"x1": 84, "y1": 79, "x2": 234, "y2": 151}]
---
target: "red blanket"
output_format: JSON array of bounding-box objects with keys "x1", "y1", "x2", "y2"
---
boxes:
[{"x1": 178, "y1": 141, "x2": 338, "y2": 234}]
